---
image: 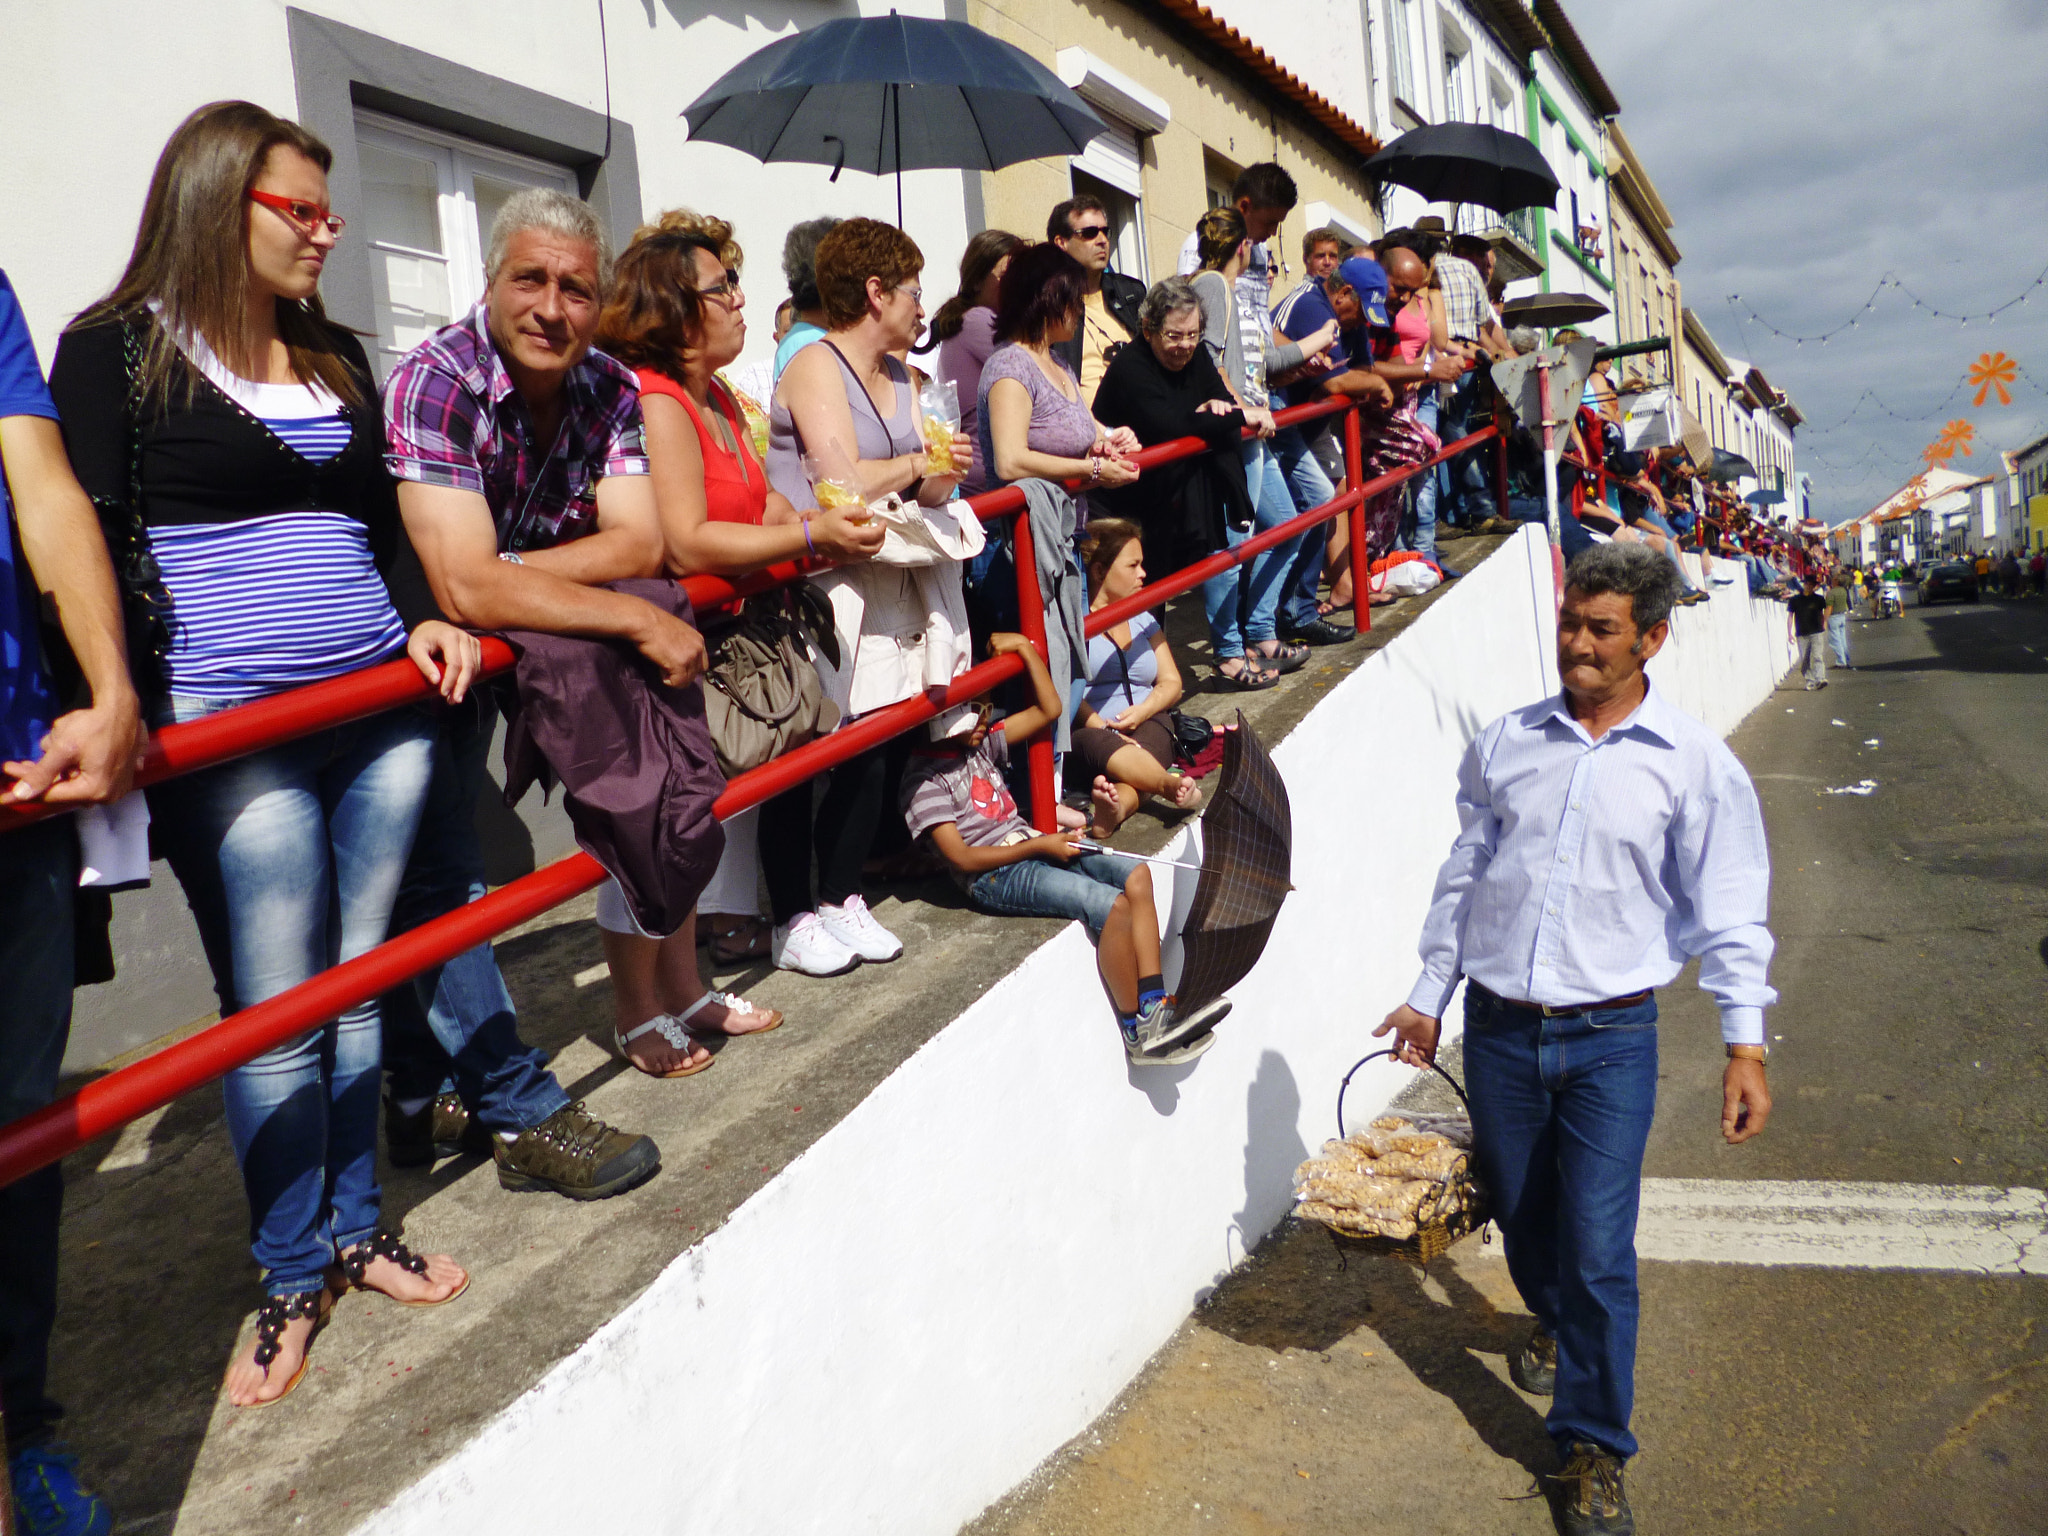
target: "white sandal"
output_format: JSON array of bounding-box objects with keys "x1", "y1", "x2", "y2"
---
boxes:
[
  {"x1": 676, "y1": 990, "x2": 784, "y2": 1039},
  {"x1": 612, "y1": 1013, "x2": 716, "y2": 1078}
]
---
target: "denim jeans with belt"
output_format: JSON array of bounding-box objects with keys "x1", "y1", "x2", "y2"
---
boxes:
[
  {"x1": 382, "y1": 692, "x2": 571, "y2": 1135},
  {"x1": 149, "y1": 698, "x2": 435, "y2": 1296},
  {"x1": 1270, "y1": 425, "x2": 1338, "y2": 630},
  {"x1": 967, "y1": 850, "x2": 1137, "y2": 937},
  {"x1": 1461, "y1": 983, "x2": 1660, "y2": 1460},
  {"x1": 0, "y1": 818, "x2": 79, "y2": 1451}
]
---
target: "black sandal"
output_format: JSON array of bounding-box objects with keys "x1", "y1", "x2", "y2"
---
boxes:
[
  {"x1": 334, "y1": 1230, "x2": 469, "y2": 1308},
  {"x1": 242, "y1": 1287, "x2": 331, "y2": 1406},
  {"x1": 1216, "y1": 656, "x2": 1282, "y2": 691}
]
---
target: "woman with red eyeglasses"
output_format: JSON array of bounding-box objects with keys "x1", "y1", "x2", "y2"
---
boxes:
[{"x1": 47, "y1": 100, "x2": 474, "y2": 1408}]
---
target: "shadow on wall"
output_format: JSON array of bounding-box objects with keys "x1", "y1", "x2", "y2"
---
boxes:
[
  {"x1": 1227, "y1": 1050, "x2": 1307, "y2": 1270},
  {"x1": 649, "y1": 0, "x2": 862, "y2": 43}
]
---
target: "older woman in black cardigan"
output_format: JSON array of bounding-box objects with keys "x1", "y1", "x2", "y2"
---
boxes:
[{"x1": 1089, "y1": 277, "x2": 1259, "y2": 686}]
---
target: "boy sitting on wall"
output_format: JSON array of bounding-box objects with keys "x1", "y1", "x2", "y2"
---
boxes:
[{"x1": 902, "y1": 633, "x2": 1222, "y2": 1066}]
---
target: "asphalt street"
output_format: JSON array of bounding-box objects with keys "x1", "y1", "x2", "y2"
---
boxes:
[{"x1": 967, "y1": 592, "x2": 2048, "y2": 1536}]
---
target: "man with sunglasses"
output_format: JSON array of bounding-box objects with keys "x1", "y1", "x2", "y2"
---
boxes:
[{"x1": 1049, "y1": 195, "x2": 1146, "y2": 408}]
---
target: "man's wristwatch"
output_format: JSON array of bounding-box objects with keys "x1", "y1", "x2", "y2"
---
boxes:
[{"x1": 1726, "y1": 1043, "x2": 1768, "y2": 1063}]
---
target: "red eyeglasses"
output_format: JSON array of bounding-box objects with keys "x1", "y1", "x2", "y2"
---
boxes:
[{"x1": 248, "y1": 190, "x2": 346, "y2": 237}]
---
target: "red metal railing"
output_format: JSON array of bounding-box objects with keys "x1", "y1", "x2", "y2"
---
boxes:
[{"x1": 0, "y1": 397, "x2": 1499, "y2": 1188}]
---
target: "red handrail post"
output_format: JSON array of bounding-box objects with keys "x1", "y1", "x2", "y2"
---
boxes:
[
  {"x1": 1007, "y1": 509, "x2": 1059, "y2": 832},
  {"x1": 1494, "y1": 403, "x2": 1511, "y2": 523},
  {"x1": 1344, "y1": 404, "x2": 1370, "y2": 633}
]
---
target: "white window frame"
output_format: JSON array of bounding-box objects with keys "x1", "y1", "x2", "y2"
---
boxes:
[
  {"x1": 1386, "y1": 0, "x2": 1419, "y2": 117},
  {"x1": 354, "y1": 109, "x2": 577, "y2": 378}
]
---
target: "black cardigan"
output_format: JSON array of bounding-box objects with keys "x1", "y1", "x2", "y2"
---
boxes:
[
  {"x1": 47, "y1": 314, "x2": 438, "y2": 642},
  {"x1": 1088, "y1": 339, "x2": 1252, "y2": 578}
]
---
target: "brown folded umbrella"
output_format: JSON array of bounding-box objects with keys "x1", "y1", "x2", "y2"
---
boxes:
[{"x1": 1173, "y1": 714, "x2": 1293, "y2": 1013}]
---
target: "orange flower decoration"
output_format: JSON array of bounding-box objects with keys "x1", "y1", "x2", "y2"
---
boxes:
[
  {"x1": 1921, "y1": 440, "x2": 1952, "y2": 468},
  {"x1": 1967, "y1": 351, "x2": 2017, "y2": 408},
  {"x1": 1935, "y1": 418, "x2": 1976, "y2": 458}
]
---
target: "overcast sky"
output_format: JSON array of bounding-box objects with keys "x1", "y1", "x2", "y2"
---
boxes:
[{"x1": 1566, "y1": 0, "x2": 2048, "y2": 523}]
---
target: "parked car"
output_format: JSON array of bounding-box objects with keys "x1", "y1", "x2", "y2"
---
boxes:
[{"x1": 1918, "y1": 560, "x2": 1978, "y2": 605}]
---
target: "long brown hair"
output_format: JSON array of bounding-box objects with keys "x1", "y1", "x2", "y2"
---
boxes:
[
  {"x1": 930, "y1": 228, "x2": 1024, "y2": 343},
  {"x1": 71, "y1": 100, "x2": 367, "y2": 411},
  {"x1": 596, "y1": 230, "x2": 724, "y2": 385}
]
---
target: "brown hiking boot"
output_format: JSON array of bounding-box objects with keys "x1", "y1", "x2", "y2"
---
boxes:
[
  {"x1": 494, "y1": 1103, "x2": 660, "y2": 1200},
  {"x1": 1512, "y1": 1325, "x2": 1557, "y2": 1395},
  {"x1": 1549, "y1": 1441, "x2": 1633, "y2": 1535},
  {"x1": 386, "y1": 1092, "x2": 491, "y2": 1167}
]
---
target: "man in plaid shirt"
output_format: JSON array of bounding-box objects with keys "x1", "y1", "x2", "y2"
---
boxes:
[
  {"x1": 1435, "y1": 235, "x2": 1511, "y2": 535},
  {"x1": 379, "y1": 189, "x2": 704, "y2": 1202}
]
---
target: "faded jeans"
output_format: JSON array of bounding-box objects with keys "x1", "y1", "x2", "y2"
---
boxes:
[
  {"x1": 1463, "y1": 983, "x2": 1660, "y2": 1460},
  {"x1": 967, "y1": 851, "x2": 1138, "y2": 937},
  {"x1": 1398, "y1": 391, "x2": 1440, "y2": 562},
  {"x1": 1271, "y1": 425, "x2": 1339, "y2": 630},
  {"x1": 1827, "y1": 611, "x2": 1850, "y2": 668},
  {"x1": 1205, "y1": 439, "x2": 1307, "y2": 658},
  {"x1": 150, "y1": 698, "x2": 434, "y2": 1295}
]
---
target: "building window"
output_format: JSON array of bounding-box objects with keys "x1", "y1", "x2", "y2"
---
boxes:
[
  {"x1": 1387, "y1": 0, "x2": 1418, "y2": 114},
  {"x1": 1443, "y1": 48, "x2": 1468, "y2": 123},
  {"x1": 1072, "y1": 166, "x2": 1149, "y2": 285},
  {"x1": 356, "y1": 112, "x2": 576, "y2": 378},
  {"x1": 1487, "y1": 72, "x2": 1515, "y2": 131}
]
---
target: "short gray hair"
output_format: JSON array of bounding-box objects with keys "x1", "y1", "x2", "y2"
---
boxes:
[
  {"x1": 1139, "y1": 275, "x2": 1202, "y2": 335},
  {"x1": 1506, "y1": 325, "x2": 1541, "y2": 355},
  {"x1": 781, "y1": 217, "x2": 842, "y2": 311},
  {"x1": 1565, "y1": 542, "x2": 1683, "y2": 633},
  {"x1": 486, "y1": 188, "x2": 612, "y2": 289}
]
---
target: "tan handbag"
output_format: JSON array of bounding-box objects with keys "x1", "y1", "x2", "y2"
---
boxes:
[{"x1": 703, "y1": 587, "x2": 842, "y2": 776}]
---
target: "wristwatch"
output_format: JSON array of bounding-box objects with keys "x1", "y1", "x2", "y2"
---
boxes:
[
  {"x1": 498, "y1": 551, "x2": 524, "y2": 565},
  {"x1": 1726, "y1": 1043, "x2": 1769, "y2": 1063}
]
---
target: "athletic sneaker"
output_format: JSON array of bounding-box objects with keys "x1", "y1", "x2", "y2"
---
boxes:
[
  {"x1": 817, "y1": 895, "x2": 903, "y2": 962},
  {"x1": 10, "y1": 1444, "x2": 113, "y2": 1536},
  {"x1": 1147, "y1": 996, "x2": 1233, "y2": 1055},
  {"x1": 1123, "y1": 996, "x2": 1232, "y2": 1065},
  {"x1": 772, "y1": 911, "x2": 861, "y2": 976},
  {"x1": 1145, "y1": 1027, "x2": 1218, "y2": 1065}
]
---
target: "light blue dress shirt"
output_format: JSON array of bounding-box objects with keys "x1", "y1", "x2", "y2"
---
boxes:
[{"x1": 1407, "y1": 681, "x2": 1777, "y2": 1044}]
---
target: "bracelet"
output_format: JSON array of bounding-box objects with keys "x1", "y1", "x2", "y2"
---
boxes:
[
  {"x1": 498, "y1": 550, "x2": 524, "y2": 565},
  {"x1": 803, "y1": 519, "x2": 816, "y2": 556},
  {"x1": 1726, "y1": 1043, "x2": 1768, "y2": 1063},
  {"x1": 1087, "y1": 453, "x2": 1102, "y2": 486}
]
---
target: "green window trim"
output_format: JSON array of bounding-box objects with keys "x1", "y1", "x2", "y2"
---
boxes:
[{"x1": 1551, "y1": 229, "x2": 1614, "y2": 290}]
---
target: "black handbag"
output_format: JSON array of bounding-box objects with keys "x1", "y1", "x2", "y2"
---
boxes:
[
  {"x1": 701, "y1": 584, "x2": 842, "y2": 777},
  {"x1": 1169, "y1": 709, "x2": 1213, "y2": 764}
]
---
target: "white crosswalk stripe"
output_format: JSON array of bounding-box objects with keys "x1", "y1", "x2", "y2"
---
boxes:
[{"x1": 1634, "y1": 1179, "x2": 2048, "y2": 1275}]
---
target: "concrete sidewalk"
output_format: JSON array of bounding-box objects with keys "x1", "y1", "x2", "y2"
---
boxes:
[{"x1": 45, "y1": 536, "x2": 1516, "y2": 1534}]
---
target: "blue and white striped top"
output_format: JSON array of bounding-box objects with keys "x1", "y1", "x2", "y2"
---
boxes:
[{"x1": 149, "y1": 335, "x2": 408, "y2": 699}]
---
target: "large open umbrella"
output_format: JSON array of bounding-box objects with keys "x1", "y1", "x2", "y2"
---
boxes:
[
  {"x1": 1363, "y1": 122, "x2": 1560, "y2": 214},
  {"x1": 1701, "y1": 447, "x2": 1759, "y2": 483},
  {"x1": 682, "y1": 13, "x2": 1105, "y2": 225},
  {"x1": 1502, "y1": 291, "x2": 1610, "y2": 330},
  {"x1": 1171, "y1": 716, "x2": 1292, "y2": 1017}
]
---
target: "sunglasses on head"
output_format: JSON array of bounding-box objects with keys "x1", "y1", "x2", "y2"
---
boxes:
[{"x1": 248, "y1": 189, "x2": 345, "y2": 236}]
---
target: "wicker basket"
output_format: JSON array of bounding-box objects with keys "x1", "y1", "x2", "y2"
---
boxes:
[{"x1": 1307, "y1": 1049, "x2": 1491, "y2": 1269}]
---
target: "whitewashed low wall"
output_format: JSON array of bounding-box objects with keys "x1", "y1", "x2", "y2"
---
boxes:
[{"x1": 359, "y1": 529, "x2": 1791, "y2": 1536}]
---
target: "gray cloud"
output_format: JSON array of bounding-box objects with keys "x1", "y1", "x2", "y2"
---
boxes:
[{"x1": 1566, "y1": 0, "x2": 2048, "y2": 521}]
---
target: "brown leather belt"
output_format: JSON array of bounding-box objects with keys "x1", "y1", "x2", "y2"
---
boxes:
[{"x1": 1473, "y1": 982, "x2": 1653, "y2": 1017}]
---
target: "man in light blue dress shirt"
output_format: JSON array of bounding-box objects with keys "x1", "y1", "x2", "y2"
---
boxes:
[{"x1": 1378, "y1": 542, "x2": 1777, "y2": 1536}]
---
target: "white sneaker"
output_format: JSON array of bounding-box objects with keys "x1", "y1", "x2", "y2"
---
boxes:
[
  {"x1": 816, "y1": 895, "x2": 903, "y2": 962},
  {"x1": 771, "y1": 912, "x2": 860, "y2": 976}
]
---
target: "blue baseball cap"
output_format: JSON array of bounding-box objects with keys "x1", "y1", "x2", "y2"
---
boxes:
[{"x1": 1333, "y1": 256, "x2": 1391, "y2": 328}]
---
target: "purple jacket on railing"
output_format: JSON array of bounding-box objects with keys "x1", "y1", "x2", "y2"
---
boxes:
[{"x1": 499, "y1": 578, "x2": 726, "y2": 939}]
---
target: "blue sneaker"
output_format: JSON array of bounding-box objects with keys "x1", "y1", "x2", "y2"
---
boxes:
[{"x1": 10, "y1": 1445, "x2": 113, "y2": 1536}]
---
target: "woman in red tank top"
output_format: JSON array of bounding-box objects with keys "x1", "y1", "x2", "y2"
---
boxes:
[{"x1": 592, "y1": 224, "x2": 886, "y2": 1076}]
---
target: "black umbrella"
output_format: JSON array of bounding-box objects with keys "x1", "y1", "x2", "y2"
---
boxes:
[
  {"x1": 1363, "y1": 122, "x2": 1561, "y2": 214},
  {"x1": 1502, "y1": 291, "x2": 1611, "y2": 329},
  {"x1": 1702, "y1": 448, "x2": 1759, "y2": 483},
  {"x1": 682, "y1": 13, "x2": 1105, "y2": 225},
  {"x1": 1172, "y1": 716, "x2": 1292, "y2": 1016}
]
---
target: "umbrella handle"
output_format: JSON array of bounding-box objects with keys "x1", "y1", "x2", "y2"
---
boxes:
[
  {"x1": 1335, "y1": 1048, "x2": 1471, "y2": 1138},
  {"x1": 823, "y1": 134, "x2": 845, "y2": 183}
]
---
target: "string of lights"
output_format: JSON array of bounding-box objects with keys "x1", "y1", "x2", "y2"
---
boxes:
[
  {"x1": 1800, "y1": 378, "x2": 1970, "y2": 434},
  {"x1": 1725, "y1": 259, "x2": 2048, "y2": 345}
]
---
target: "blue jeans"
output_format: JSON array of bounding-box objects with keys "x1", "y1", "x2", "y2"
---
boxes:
[
  {"x1": 1399, "y1": 391, "x2": 1440, "y2": 562},
  {"x1": 1271, "y1": 425, "x2": 1338, "y2": 630},
  {"x1": 0, "y1": 818, "x2": 78, "y2": 1451},
  {"x1": 1436, "y1": 372, "x2": 1493, "y2": 527},
  {"x1": 1462, "y1": 984, "x2": 1659, "y2": 1460},
  {"x1": 1200, "y1": 521, "x2": 1254, "y2": 662},
  {"x1": 150, "y1": 698, "x2": 435, "y2": 1295},
  {"x1": 383, "y1": 693, "x2": 571, "y2": 1135},
  {"x1": 967, "y1": 851, "x2": 1137, "y2": 937},
  {"x1": 1827, "y1": 611, "x2": 1850, "y2": 667},
  {"x1": 1507, "y1": 494, "x2": 1598, "y2": 561}
]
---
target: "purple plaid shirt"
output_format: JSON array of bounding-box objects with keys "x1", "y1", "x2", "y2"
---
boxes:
[{"x1": 382, "y1": 303, "x2": 649, "y2": 552}]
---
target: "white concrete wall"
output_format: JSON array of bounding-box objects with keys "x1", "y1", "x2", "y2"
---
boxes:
[
  {"x1": 355, "y1": 528, "x2": 1793, "y2": 1536},
  {"x1": 0, "y1": 0, "x2": 972, "y2": 373},
  {"x1": 1652, "y1": 551, "x2": 1798, "y2": 738},
  {"x1": 1200, "y1": 0, "x2": 1376, "y2": 133}
]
